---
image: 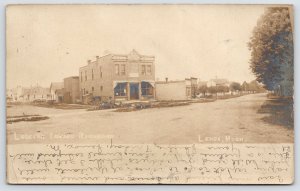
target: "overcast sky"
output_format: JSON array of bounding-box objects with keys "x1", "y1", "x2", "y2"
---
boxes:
[{"x1": 6, "y1": 5, "x2": 267, "y2": 89}]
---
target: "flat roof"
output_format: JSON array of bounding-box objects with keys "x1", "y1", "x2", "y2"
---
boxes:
[{"x1": 155, "y1": 80, "x2": 186, "y2": 84}]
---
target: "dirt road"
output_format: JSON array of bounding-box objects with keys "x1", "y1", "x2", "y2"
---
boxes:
[{"x1": 7, "y1": 93, "x2": 293, "y2": 144}]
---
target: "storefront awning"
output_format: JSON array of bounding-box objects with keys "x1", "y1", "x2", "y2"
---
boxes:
[
  {"x1": 113, "y1": 81, "x2": 129, "y2": 89},
  {"x1": 142, "y1": 80, "x2": 155, "y2": 87},
  {"x1": 113, "y1": 80, "x2": 155, "y2": 89}
]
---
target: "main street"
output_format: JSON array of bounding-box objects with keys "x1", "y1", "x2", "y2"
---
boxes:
[{"x1": 7, "y1": 93, "x2": 293, "y2": 144}]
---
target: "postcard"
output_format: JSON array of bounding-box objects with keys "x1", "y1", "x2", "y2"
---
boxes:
[{"x1": 6, "y1": 4, "x2": 294, "y2": 184}]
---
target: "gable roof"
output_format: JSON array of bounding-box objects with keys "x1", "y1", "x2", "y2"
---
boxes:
[{"x1": 50, "y1": 82, "x2": 64, "y2": 91}]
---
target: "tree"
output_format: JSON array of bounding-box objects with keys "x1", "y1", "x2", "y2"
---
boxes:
[
  {"x1": 217, "y1": 85, "x2": 229, "y2": 95},
  {"x1": 248, "y1": 7, "x2": 293, "y2": 96},
  {"x1": 198, "y1": 85, "x2": 208, "y2": 97},
  {"x1": 230, "y1": 82, "x2": 241, "y2": 93},
  {"x1": 249, "y1": 80, "x2": 266, "y2": 93},
  {"x1": 208, "y1": 86, "x2": 217, "y2": 95},
  {"x1": 248, "y1": 80, "x2": 259, "y2": 93}
]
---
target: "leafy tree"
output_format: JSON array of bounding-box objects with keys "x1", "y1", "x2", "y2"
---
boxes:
[
  {"x1": 217, "y1": 85, "x2": 229, "y2": 95},
  {"x1": 198, "y1": 85, "x2": 208, "y2": 97},
  {"x1": 208, "y1": 86, "x2": 217, "y2": 95},
  {"x1": 248, "y1": 7, "x2": 293, "y2": 96},
  {"x1": 249, "y1": 80, "x2": 266, "y2": 93},
  {"x1": 248, "y1": 80, "x2": 259, "y2": 93},
  {"x1": 230, "y1": 82, "x2": 241, "y2": 92}
]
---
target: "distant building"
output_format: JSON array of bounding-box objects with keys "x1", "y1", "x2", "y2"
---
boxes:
[
  {"x1": 49, "y1": 82, "x2": 64, "y2": 102},
  {"x1": 55, "y1": 89, "x2": 64, "y2": 103},
  {"x1": 241, "y1": 81, "x2": 249, "y2": 92},
  {"x1": 79, "y1": 49, "x2": 155, "y2": 103},
  {"x1": 63, "y1": 76, "x2": 80, "y2": 104},
  {"x1": 6, "y1": 86, "x2": 24, "y2": 102},
  {"x1": 21, "y1": 85, "x2": 50, "y2": 102},
  {"x1": 155, "y1": 78, "x2": 192, "y2": 101},
  {"x1": 6, "y1": 89, "x2": 14, "y2": 102},
  {"x1": 207, "y1": 78, "x2": 230, "y2": 87},
  {"x1": 186, "y1": 77, "x2": 198, "y2": 98}
]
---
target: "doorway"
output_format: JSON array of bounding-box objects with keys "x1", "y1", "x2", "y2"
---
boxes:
[{"x1": 130, "y1": 83, "x2": 139, "y2": 100}]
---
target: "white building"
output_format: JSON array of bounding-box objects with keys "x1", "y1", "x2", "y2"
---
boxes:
[
  {"x1": 6, "y1": 86, "x2": 24, "y2": 102},
  {"x1": 50, "y1": 82, "x2": 64, "y2": 102},
  {"x1": 155, "y1": 78, "x2": 192, "y2": 101},
  {"x1": 207, "y1": 78, "x2": 230, "y2": 87}
]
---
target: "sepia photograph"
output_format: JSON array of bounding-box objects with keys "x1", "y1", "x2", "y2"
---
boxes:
[{"x1": 6, "y1": 4, "x2": 294, "y2": 184}]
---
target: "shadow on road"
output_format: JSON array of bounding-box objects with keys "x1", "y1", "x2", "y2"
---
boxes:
[{"x1": 258, "y1": 97, "x2": 294, "y2": 128}]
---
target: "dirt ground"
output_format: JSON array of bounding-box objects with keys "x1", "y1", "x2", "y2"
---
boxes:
[{"x1": 6, "y1": 93, "x2": 294, "y2": 144}]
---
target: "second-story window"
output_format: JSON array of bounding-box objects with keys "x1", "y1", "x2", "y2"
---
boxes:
[
  {"x1": 121, "y1": 64, "x2": 126, "y2": 75},
  {"x1": 141, "y1": 65, "x2": 146, "y2": 75},
  {"x1": 147, "y1": 65, "x2": 152, "y2": 75},
  {"x1": 80, "y1": 72, "x2": 83, "y2": 82},
  {"x1": 92, "y1": 69, "x2": 94, "y2": 80},
  {"x1": 85, "y1": 71, "x2": 87, "y2": 81},
  {"x1": 115, "y1": 64, "x2": 119, "y2": 75}
]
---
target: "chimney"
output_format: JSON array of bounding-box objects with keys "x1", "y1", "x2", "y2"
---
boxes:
[
  {"x1": 165, "y1": 77, "x2": 168, "y2": 83},
  {"x1": 88, "y1": 60, "x2": 91, "y2": 64}
]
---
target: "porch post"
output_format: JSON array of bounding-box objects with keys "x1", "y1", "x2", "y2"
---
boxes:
[
  {"x1": 138, "y1": 82, "x2": 142, "y2": 100},
  {"x1": 153, "y1": 84, "x2": 156, "y2": 100},
  {"x1": 112, "y1": 82, "x2": 115, "y2": 101},
  {"x1": 127, "y1": 82, "x2": 130, "y2": 100}
]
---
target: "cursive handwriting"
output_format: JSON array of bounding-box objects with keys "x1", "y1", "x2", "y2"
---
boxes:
[{"x1": 7, "y1": 143, "x2": 294, "y2": 184}]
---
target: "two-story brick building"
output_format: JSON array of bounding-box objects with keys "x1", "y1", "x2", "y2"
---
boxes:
[{"x1": 79, "y1": 50, "x2": 155, "y2": 103}]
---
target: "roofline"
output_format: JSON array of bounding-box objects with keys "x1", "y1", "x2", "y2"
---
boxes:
[
  {"x1": 50, "y1": 82, "x2": 64, "y2": 85},
  {"x1": 64, "y1": 76, "x2": 79, "y2": 80},
  {"x1": 155, "y1": 80, "x2": 187, "y2": 84},
  {"x1": 79, "y1": 54, "x2": 112, "y2": 69},
  {"x1": 79, "y1": 51, "x2": 155, "y2": 69}
]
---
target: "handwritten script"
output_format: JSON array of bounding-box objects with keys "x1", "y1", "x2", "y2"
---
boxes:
[{"x1": 7, "y1": 143, "x2": 294, "y2": 184}]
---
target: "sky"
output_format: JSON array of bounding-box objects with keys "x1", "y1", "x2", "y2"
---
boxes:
[{"x1": 6, "y1": 5, "x2": 267, "y2": 89}]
